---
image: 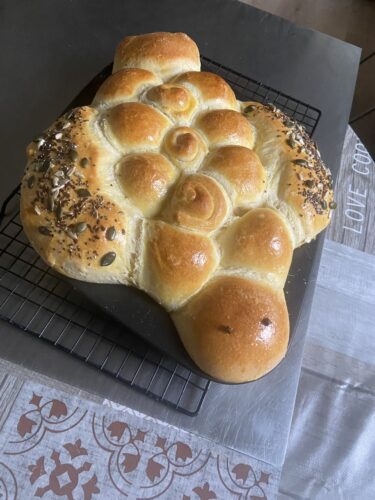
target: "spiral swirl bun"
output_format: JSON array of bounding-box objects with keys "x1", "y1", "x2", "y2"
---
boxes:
[
  {"x1": 163, "y1": 127, "x2": 207, "y2": 170},
  {"x1": 20, "y1": 32, "x2": 334, "y2": 383},
  {"x1": 164, "y1": 174, "x2": 230, "y2": 232}
]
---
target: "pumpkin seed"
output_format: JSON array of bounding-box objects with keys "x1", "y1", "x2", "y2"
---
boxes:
[
  {"x1": 329, "y1": 201, "x2": 337, "y2": 209},
  {"x1": 27, "y1": 175, "x2": 35, "y2": 189},
  {"x1": 39, "y1": 226, "x2": 52, "y2": 237},
  {"x1": 303, "y1": 179, "x2": 315, "y2": 188},
  {"x1": 100, "y1": 251, "x2": 116, "y2": 266},
  {"x1": 105, "y1": 226, "x2": 116, "y2": 241},
  {"x1": 68, "y1": 149, "x2": 78, "y2": 162},
  {"x1": 321, "y1": 200, "x2": 327, "y2": 210},
  {"x1": 287, "y1": 138, "x2": 297, "y2": 149},
  {"x1": 75, "y1": 222, "x2": 87, "y2": 234},
  {"x1": 80, "y1": 157, "x2": 89, "y2": 168},
  {"x1": 77, "y1": 188, "x2": 91, "y2": 198}
]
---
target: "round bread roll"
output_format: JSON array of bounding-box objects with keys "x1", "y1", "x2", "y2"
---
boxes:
[
  {"x1": 172, "y1": 276, "x2": 289, "y2": 383},
  {"x1": 20, "y1": 32, "x2": 334, "y2": 383}
]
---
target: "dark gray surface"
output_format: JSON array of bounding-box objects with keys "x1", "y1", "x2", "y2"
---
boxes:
[{"x1": 0, "y1": 0, "x2": 360, "y2": 467}]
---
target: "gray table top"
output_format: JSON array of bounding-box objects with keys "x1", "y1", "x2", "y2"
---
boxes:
[{"x1": 0, "y1": 0, "x2": 360, "y2": 472}]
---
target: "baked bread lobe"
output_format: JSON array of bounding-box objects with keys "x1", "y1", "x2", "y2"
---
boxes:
[{"x1": 20, "y1": 32, "x2": 334, "y2": 383}]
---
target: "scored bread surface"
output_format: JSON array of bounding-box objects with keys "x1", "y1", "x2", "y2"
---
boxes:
[{"x1": 20, "y1": 32, "x2": 334, "y2": 383}]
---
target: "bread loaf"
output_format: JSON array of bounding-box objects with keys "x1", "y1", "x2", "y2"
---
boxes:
[{"x1": 20, "y1": 32, "x2": 334, "y2": 383}]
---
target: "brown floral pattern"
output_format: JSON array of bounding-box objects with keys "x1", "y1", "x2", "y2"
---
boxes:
[
  {"x1": 0, "y1": 381, "x2": 279, "y2": 499},
  {"x1": 29, "y1": 445, "x2": 99, "y2": 499}
]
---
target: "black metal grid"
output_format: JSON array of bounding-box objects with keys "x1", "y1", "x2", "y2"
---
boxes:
[
  {"x1": 0, "y1": 191, "x2": 210, "y2": 416},
  {"x1": 201, "y1": 56, "x2": 321, "y2": 135},
  {"x1": 0, "y1": 57, "x2": 321, "y2": 417}
]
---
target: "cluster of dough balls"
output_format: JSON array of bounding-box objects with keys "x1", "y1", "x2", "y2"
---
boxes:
[{"x1": 21, "y1": 32, "x2": 334, "y2": 382}]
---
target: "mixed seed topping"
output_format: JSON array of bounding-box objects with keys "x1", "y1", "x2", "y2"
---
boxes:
[
  {"x1": 244, "y1": 103, "x2": 335, "y2": 216},
  {"x1": 25, "y1": 109, "x2": 125, "y2": 266}
]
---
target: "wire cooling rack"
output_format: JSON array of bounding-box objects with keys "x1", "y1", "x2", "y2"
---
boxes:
[
  {"x1": 201, "y1": 56, "x2": 320, "y2": 135},
  {"x1": 0, "y1": 56, "x2": 321, "y2": 416}
]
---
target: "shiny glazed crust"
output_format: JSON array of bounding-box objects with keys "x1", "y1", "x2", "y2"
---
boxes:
[{"x1": 20, "y1": 32, "x2": 334, "y2": 382}]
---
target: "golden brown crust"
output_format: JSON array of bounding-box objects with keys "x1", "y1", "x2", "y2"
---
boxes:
[
  {"x1": 219, "y1": 208, "x2": 294, "y2": 284},
  {"x1": 141, "y1": 221, "x2": 219, "y2": 309},
  {"x1": 93, "y1": 68, "x2": 160, "y2": 106},
  {"x1": 104, "y1": 102, "x2": 170, "y2": 152},
  {"x1": 196, "y1": 109, "x2": 255, "y2": 148},
  {"x1": 20, "y1": 107, "x2": 132, "y2": 283},
  {"x1": 202, "y1": 146, "x2": 266, "y2": 207},
  {"x1": 113, "y1": 32, "x2": 200, "y2": 79},
  {"x1": 145, "y1": 83, "x2": 197, "y2": 122},
  {"x1": 163, "y1": 174, "x2": 230, "y2": 233},
  {"x1": 278, "y1": 162, "x2": 333, "y2": 241},
  {"x1": 116, "y1": 153, "x2": 177, "y2": 217},
  {"x1": 174, "y1": 71, "x2": 238, "y2": 110},
  {"x1": 20, "y1": 33, "x2": 335, "y2": 383},
  {"x1": 172, "y1": 276, "x2": 289, "y2": 382},
  {"x1": 163, "y1": 126, "x2": 207, "y2": 170}
]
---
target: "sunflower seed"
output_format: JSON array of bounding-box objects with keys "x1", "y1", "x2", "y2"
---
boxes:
[
  {"x1": 284, "y1": 119, "x2": 294, "y2": 128},
  {"x1": 55, "y1": 204, "x2": 63, "y2": 219},
  {"x1": 39, "y1": 226, "x2": 53, "y2": 237},
  {"x1": 47, "y1": 195, "x2": 55, "y2": 212},
  {"x1": 66, "y1": 165, "x2": 75, "y2": 177},
  {"x1": 100, "y1": 251, "x2": 116, "y2": 266},
  {"x1": 55, "y1": 132, "x2": 63, "y2": 140},
  {"x1": 62, "y1": 121, "x2": 71, "y2": 129},
  {"x1": 34, "y1": 205, "x2": 42, "y2": 215},
  {"x1": 292, "y1": 159, "x2": 309, "y2": 167},
  {"x1": 27, "y1": 175, "x2": 35, "y2": 189},
  {"x1": 105, "y1": 226, "x2": 116, "y2": 241},
  {"x1": 66, "y1": 229, "x2": 78, "y2": 241}
]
